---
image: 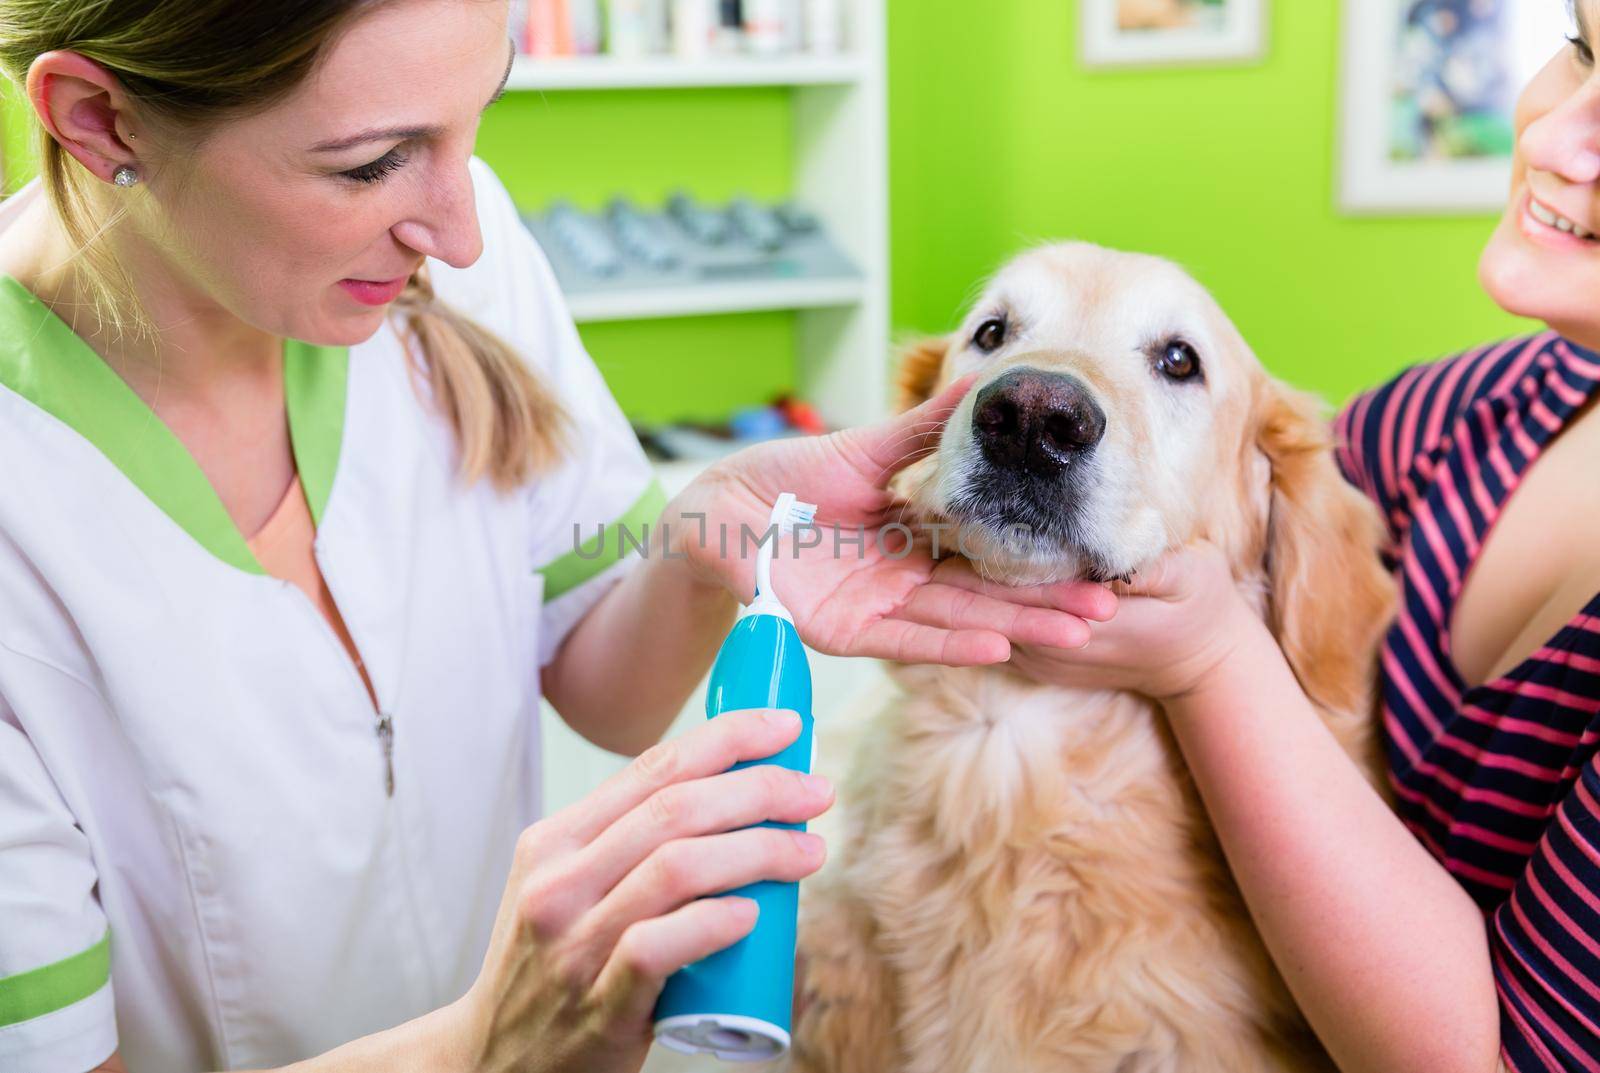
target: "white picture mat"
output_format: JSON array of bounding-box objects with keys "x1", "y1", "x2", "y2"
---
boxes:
[
  {"x1": 1337, "y1": 0, "x2": 1572, "y2": 214},
  {"x1": 1081, "y1": 0, "x2": 1267, "y2": 67}
]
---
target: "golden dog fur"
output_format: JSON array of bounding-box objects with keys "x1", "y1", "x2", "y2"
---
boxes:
[{"x1": 781, "y1": 244, "x2": 1396, "y2": 1073}]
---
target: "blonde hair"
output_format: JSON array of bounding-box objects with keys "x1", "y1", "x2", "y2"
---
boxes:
[{"x1": 0, "y1": 0, "x2": 567, "y2": 489}]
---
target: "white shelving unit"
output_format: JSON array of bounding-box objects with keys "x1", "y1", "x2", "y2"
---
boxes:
[
  {"x1": 565, "y1": 275, "x2": 865, "y2": 323},
  {"x1": 534, "y1": 5, "x2": 891, "y2": 820},
  {"x1": 514, "y1": 2, "x2": 890, "y2": 431},
  {"x1": 507, "y1": 54, "x2": 865, "y2": 90}
]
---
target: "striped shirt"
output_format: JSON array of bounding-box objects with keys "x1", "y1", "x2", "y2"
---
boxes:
[{"x1": 1334, "y1": 333, "x2": 1600, "y2": 1073}]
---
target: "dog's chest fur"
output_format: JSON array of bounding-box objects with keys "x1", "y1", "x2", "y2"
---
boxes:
[{"x1": 824, "y1": 662, "x2": 1334, "y2": 1073}]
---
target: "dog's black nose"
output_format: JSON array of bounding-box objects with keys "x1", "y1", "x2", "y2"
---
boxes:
[{"x1": 972, "y1": 368, "x2": 1105, "y2": 477}]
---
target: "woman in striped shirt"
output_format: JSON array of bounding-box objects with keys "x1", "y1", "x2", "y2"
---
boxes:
[{"x1": 1009, "y1": 5, "x2": 1600, "y2": 1070}]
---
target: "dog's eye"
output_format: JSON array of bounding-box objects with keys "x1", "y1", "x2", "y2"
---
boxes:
[
  {"x1": 1157, "y1": 340, "x2": 1202, "y2": 381},
  {"x1": 972, "y1": 317, "x2": 1008, "y2": 354}
]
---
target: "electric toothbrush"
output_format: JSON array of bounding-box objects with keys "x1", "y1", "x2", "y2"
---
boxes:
[{"x1": 653, "y1": 492, "x2": 818, "y2": 1062}]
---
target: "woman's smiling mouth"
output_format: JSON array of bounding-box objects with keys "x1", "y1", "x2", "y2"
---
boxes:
[{"x1": 1522, "y1": 190, "x2": 1600, "y2": 245}]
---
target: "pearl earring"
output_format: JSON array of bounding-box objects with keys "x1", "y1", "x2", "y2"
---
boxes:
[{"x1": 112, "y1": 166, "x2": 140, "y2": 188}]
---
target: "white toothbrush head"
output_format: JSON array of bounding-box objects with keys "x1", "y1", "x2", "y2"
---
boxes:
[
  {"x1": 768, "y1": 492, "x2": 819, "y2": 535},
  {"x1": 750, "y1": 492, "x2": 817, "y2": 620}
]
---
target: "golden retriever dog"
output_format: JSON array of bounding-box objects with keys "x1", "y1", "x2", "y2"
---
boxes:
[{"x1": 784, "y1": 244, "x2": 1395, "y2": 1073}]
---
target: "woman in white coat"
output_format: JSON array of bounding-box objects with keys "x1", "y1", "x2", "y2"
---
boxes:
[{"x1": 0, "y1": 1, "x2": 1112, "y2": 1071}]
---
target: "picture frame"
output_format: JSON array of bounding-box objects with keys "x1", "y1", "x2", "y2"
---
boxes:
[
  {"x1": 1080, "y1": 0, "x2": 1268, "y2": 68},
  {"x1": 1338, "y1": 0, "x2": 1572, "y2": 214}
]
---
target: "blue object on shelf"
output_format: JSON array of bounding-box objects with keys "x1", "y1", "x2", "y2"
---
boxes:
[{"x1": 729, "y1": 406, "x2": 790, "y2": 441}]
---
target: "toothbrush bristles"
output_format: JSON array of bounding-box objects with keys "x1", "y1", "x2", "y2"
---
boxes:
[
  {"x1": 785, "y1": 500, "x2": 817, "y2": 532},
  {"x1": 770, "y1": 493, "x2": 819, "y2": 533}
]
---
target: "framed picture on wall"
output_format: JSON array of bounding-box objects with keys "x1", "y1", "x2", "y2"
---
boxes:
[
  {"x1": 1338, "y1": 0, "x2": 1571, "y2": 214},
  {"x1": 1080, "y1": 0, "x2": 1268, "y2": 67}
]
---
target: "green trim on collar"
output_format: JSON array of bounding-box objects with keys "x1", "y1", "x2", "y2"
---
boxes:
[
  {"x1": 0, "y1": 276, "x2": 348, "y2": 573},
  {"x1": 284, "y1": 339, "x2": 348, "y2": 529},
  {"x1": 0, "y1": 929, "x2": 110, "y2": 1027},
  {"x1": 539, "y1": 480, "x2": 668, "y2": 602}
]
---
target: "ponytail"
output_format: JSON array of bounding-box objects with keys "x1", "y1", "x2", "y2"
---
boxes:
[{"x1": 393, "y1": 264, "x2": 570, "y2": 490}]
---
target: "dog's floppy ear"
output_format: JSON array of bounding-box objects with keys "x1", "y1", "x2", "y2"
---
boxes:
[
  {"x1": 1253, "y1": 376, "x2": 1394, "y2": 718},
  {"x1": 895, "y1": 336, "x2": 952, "y2": 413}
]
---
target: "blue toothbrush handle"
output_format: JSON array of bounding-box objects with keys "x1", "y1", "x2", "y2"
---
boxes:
[{"x1": 652, "y1": 612, "x2": 814, "y2": 1059}]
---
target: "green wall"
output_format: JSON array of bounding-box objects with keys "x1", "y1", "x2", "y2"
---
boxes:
[
  {"x1": 3, "y1": 1, "x2": 1539, "y2": 414},
  {"x1": 887, "y1": 0, "x2": 1532, "y2": 406},
  {"x1": 1, "y1": 83, "x2": 32, "y2": 195}
]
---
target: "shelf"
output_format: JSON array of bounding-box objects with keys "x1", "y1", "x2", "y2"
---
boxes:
[
  {"x1": 506, "y1": 54, "x2": 865, "y2": 90},
  {"x1": 564, "y1": 276, "x2": 864, "y2": 323},
  {"x1": 500, "y1": 0, "x2": 887, "y2": 429}
]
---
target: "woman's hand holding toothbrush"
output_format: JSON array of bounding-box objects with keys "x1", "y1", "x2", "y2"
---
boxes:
[
  {"x1": 455, "y1": 708, "x2": 830, "y2": 1073},
  {"x1": 675, "y1": 375, "x2": 1117, "y2": 665}
]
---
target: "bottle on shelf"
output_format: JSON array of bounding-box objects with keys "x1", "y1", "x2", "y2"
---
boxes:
[
  {"x1": 744, "y1": 0, "x2": 787, "y2": 54},
  {"x1": 525, "y1": 0, "x2": 575, "y2": 57},
  {"x1": 571, "y1": 0, "x2": 603, "y2": 53},
  {"x1": 672, "y1": 0, "x2": 715, "y2": 58},
  {"x1": 605, "y1": 0, "x2": 667, "y2": 57},
  {"x1": 805, "y1": 0, "x2": 841, "y2": 53},
  {"x1": 714, "y1": 0, "x2": 745, "y2": 54},
  {"x1": 779, "y1": 0, "x2": 804, "y2": 51}
]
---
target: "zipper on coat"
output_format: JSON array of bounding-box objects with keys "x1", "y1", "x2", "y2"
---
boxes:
[
  {"x1": 376, "y1": 711, "x2": 395, "y2": 797},
  {"x1": 306, "y1": 541, "x2": 393, "y2": 799},
  {"x1": 278, "y1": 573, "x2": 394, "y2": 798}
]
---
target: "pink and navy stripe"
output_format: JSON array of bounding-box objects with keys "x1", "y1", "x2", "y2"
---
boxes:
[{"x1": 1334, "y1": 333, "x2": 1600, "y2": 1072}]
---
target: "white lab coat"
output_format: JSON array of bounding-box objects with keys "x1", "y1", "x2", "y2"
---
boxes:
[{"x1": 0, "y1": 158, "x2": 662, "y2": 1072}]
